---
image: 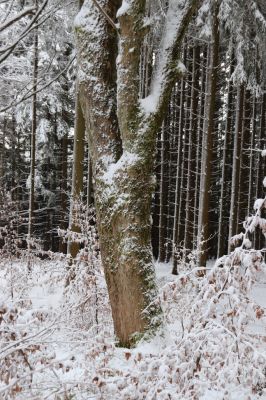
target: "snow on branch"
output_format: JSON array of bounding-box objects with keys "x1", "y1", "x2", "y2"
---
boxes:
[
  {"x1": 140, "y1": 0, "x2": 202, "y2": 117},
  {"x1": 0, "y1": 0, "x2": 48, "y2": 65},
  {"x1": 0, "y1": 6, "x2": 36, "y2": 33}
]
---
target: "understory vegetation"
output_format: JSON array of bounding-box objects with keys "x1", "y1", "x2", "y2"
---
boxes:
[{"x1": 0, "y1": 198, "x2": 266, "y2": 399}]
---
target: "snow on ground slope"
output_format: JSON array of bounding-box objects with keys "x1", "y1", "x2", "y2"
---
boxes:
[{"x1": 0, "y1": 257, "x2": 266, "y2": 399}]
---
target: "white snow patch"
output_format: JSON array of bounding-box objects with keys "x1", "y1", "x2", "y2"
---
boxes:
[
  {"x1": 140, "y1": 93, "x2": 158, "y2": 114},
  {"x1": 254, "y1": 198, "x2": 265, "y2": 210},
  {"x1": 102, "y1": 151, "x2": 140, "y2": 185},
  {"x1": 117, "y1": 1, "x2": 131, "y2": 18}
]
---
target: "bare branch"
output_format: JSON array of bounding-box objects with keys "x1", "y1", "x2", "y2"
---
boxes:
[
  {"x1": 0, "y1": 6, "x2": 36, "y2": 33},
  {"x1": 0, "y1": 0, "x2": 48, "y2": 64}
]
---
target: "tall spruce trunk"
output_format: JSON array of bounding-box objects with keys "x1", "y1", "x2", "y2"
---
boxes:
[
  {"x1": 68, "y1": 0, "x2": 86, "y2": 260},
  {"x1": 184, "y1": 45, "x2": 200, "y2": 254},
  {"x1": 172, "y1": 74, "x2": 185, "y2": 274},
  {"x1": 193, "y1": 46, "x2": 207, "y2": 250},
  {"x1": 158, "y1": 121, "x2": 169, "y2": 262},
  {"x1": 217, "y1": 54, "x2": 234, "y2": 257},
  {"x1": 68, "y1": 95, "x2": 85, "y2": 260},
  {"x1": 238, "y1": 89, "x2": 251, "y2": 225},
  {"x1": 197, "y1": 3, "x2": 219, "y2": 268},
  {"x1": 228, "y1": 84, "x2": 245, "y2": 251},
  {"x1": 75, "y1": 0, "x2": 201, "y2": 346},
  {"x1": 59, "y1": 132, "x2": 68, "y2": 254},
  {"x1": 28, "y1": 24, "x2": 38, "y2": 243}
]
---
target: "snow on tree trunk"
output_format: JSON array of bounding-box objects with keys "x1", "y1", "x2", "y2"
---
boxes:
[{"x1": 75, "y1": 0, "x2": 201, "y2": 346}]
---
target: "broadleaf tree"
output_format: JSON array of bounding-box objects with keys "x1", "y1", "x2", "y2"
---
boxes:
[{"x1": 74, "y1": 0, "x2": 202, "y2": 347}]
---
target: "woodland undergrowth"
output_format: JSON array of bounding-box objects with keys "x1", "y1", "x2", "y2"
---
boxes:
[{"x1": 0, "y1": 200, "x2": 265, "y2": 399}]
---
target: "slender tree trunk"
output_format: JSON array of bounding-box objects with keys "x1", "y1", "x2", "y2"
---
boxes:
[
  {"x1": 59, "y1": 131, "x2": 68, "y2": 253},
  {"x1": 68, "y1": 94, "x2": 85, "y2": 259},
  {"x1": 193, "y1": 46, "x2": 207, "y2": 250},
  {"x1": 151, "y1": 135, "x2": 161, "y2": 260},
  {"x1": 197, "y1": 3, "x2": 219, "y2": 268},
  {"x1": 237, "y1": 88, "x2": 250, "y2": 226},
  {"x1": 87, "y1": 151, "x2": 93, "y2": 207},
  {"x1": 228, "y1": 84, "x2": 245, "y2": 251},
  {"x1": 184, "y1": 45, "x2": 200, "y2": 254},
  {"x1": 0, "y1": 119, "x2": 6, "y2": 207},
  {"x1": 217, "y1": 53, "x2": 234, "y2": 257},
  {"x1": 158, "y1": 121, "x2": 169, "y2": 262},
  {"x1": 68, "y1": 0, "x2": 86, "y2": 260},
  {"x1": 172, "y1": 73, "x2": 185, "y2": 274},
  {"x1": 28, "y1": 24, "x2": 38, "y2": 244},
  {"x1": 255, "y1": 93, "x2": 266, "y2": 249},
  {"x1": 247, "y1": 95, "x2": 256, "y2": 215}
]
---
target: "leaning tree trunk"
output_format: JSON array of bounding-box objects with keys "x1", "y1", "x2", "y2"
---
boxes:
[{"x1": 75, "y1": 0, "x2": 201, "y2": 347}]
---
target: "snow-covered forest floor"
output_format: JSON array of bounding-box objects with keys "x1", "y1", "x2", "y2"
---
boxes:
[{"x1": 1, "y1": 254, "x2": 266, "y2": 400}]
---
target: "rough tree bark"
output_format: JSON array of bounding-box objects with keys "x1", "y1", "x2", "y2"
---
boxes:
[{"x1": 75, "y1": 0, "x2": 201, "y2": 347}]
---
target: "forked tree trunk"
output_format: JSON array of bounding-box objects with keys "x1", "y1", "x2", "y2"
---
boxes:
[{"x1": 75, "y1": 0, "x2": 201, "y2": 347}]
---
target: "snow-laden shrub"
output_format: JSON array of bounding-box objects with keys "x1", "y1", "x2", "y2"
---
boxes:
[
  {"x1": 80, "y1": 194, "x2": 266, "y2": 400},
  {"x1": 60, "y1": 200, "x2": 112, "y2": 334}
]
